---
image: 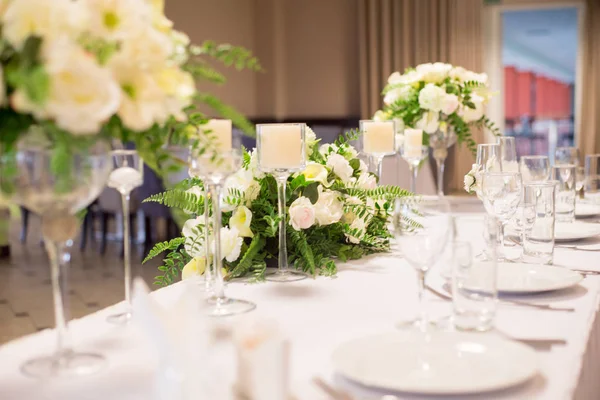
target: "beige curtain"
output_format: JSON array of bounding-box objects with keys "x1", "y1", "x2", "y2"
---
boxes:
[
  {"x1": 358, "y1": 0, "x2": 484, "y2": 192},
  {"x1": 578, "y1": 0, "x2": 600, "y2": 158}
]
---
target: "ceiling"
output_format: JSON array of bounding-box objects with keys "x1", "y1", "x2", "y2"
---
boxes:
[{"x1": 502, "y1": 7, "x2": 579, "y2": 83}]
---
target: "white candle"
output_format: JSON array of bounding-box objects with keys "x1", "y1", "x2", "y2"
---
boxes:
[
  {"x1": 204, "y1": 119, "x2": 232, "y2": 152},
  {"x1": 404, "y1": 128, "x2": 423, "y2": 158},
  {"x1": 362, "y1": 121, "x2": 395, "y2": 154},
  {"x1": 258, "y1": 124, "x2": 304, "y2": 170}
]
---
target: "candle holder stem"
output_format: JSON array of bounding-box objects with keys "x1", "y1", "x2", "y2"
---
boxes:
[
  {"x1": 203, "y1": 186, "x2": 213, "y2": 291},
  {"x1": 435, "y1": 157, "x2": 445, "y2": 197},
  {"x1": 266, "y1": 173, "x2": 307, "y2": 282},
  {"x1": 409, "y1": 164, "x2": 418, "y2": 193}
]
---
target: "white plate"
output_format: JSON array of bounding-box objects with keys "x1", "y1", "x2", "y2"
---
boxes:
[
  {"x1": 555, "y1": 222, "x2": 600, "y2": 242},
  {"x1": 576, "y1": 202, "x2": 600, "y2": 218},
  {"x1": 465, "y1": 262, "x2": 582, "y2": 294},
  {"x1": 332, "y1": 331, "x2": 538, "y2": 395}
]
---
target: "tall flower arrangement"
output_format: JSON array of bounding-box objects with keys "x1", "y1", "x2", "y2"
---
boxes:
[
  {"x1": 373, "y1": 63, "x2": 499, "y2": 153},
  {"x1": 144, "y1": 129, "x2": 411, "y2": 285},
  {"x1": 0, "y1": 0, "x2": 260, "y2": 173}
]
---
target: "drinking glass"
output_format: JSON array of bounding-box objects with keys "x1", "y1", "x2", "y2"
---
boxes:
[
  {"x1": 195, "y1": 149, "x2": 256, "y2": 316},
  {"x1": 106, "y1": 150, "x2": 144, "y2": 325},
  {"x1": 257, "y1": 123, "x2": 307, "y2": 282},
  {"x1": 452, "y1": 240, "x2": 498, "y2": 332},
  {"x1": 0, "y1": 139, "x2": 112, "y2": 377},
  {"x1": 512, "y1": 203, "x2": 536, "y2": 258},
  {"x1": 522, "y1": 181, "x2": 557, "y2": 265},
  {"x1": 552, "y1": 165, "x2": 576, "y2": 223},
  {"x1": 496, "y1": 136, "x2": 518, "y2": 172},
  {"x1": 585, "y1": 154, "x2": 600, "y2": 203},
  {"x1": 481, "y1": 172, "x2": 522, "y2": 260},
  {"x1": 555, "y1": 146, "x2": 580, "y2": 166},
  {"x1": 392, "y1": 197, "x2": 451, "y2": 331},
  {"x1": 399, "y1": 145, "x2": 428, "y2": 193},
  {"x1": 359, "y1": 120, "x2": 396, "y2": 179},
  {"x1": 576, "y1": 166, "x2": 585, "y2": 196},
  {"x1": 519, "y1": 155, "x2": 550, "y2": 183}
]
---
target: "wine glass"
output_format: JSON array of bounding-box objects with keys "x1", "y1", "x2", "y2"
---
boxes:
[
  {"x1": 392, "y1": 197, "x2": 452, "y2": 331},
  {"x1": 519, "y1": 155, "x2": 550, "y2": 183},
  {"x1": 481, "y1": 172, "x2": 522, "y2": 261},
  {"x1": 474, "y1": 144, "x2": 502, "y2": 197},
  {"x1": 496, "y1": 136, "x2": 518, "y2": 172},
  {"x1": 576, "y1": 166, "x2": 585, "y2": 193},
  {"x1": 106, "y1": 150, "x2": 143, "y2": 325},
  {"x1": 399, "y1": 144, "x2": 428, "y2": 194},
  {"x1": 0, "y1": 138, "x2": 112, "y2": 378},
  {"x1": 555, "y1": 146, "x2": 580, "y2": 166}
]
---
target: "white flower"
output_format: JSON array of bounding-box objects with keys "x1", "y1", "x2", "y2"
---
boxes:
[
  {"x1": 181, "y1": 256, "x2": 207, "y2": 280},
  {"x1": 301, "y1": 162, "x2": 329, "y2": 186},
  {"x1": 223, "y1": 169, "x2": 260, "y2": 212},
  {"x1": 460, "y1": 93, "x2": 485, "y2": 123},
  {"x1": 230, "y1": 206, "x2": 253, "y2": 238},
  {"x1": 345, "y1": 216, "x2": 367, "y2": 244},
  {"x1": 387, "y1": 72, "x2": 402, "y2": 85},
  {"x1": 373, "y1": 110, "x2": 387, "y2": 122},
  {"x1": 326, "y1": 153, "x2": 353, "y2": 183},
  {"x1": 383, "y1": 86, "x2": 412, "y2": 105},
  {"x1": 441, "y1": 93, "x2": 459, "y2": 115},
  {"x1": 13, "y1": 39, "x2": 121, "y2": 135},
  {"x1": 463, "y1": 163, "x2": 481, "y2": 194},
  {"x1": 389, "y1": 69, "x2": 423, "y2": 86},
  {"x1": 154, "y1": 66, "x2": 195, "y2": 120},
  {"x1": 220, "y1": 227, "x2": 243, "y2": 262},
  {"x1": 2, "y1": 0, "x2": 88, "y2": 48},
  {"x1": 415, "y1": 111, "x2": 440, "y2": 134},
  {"x1": 305, "y1": 126, "x2": 318, "y2": 156},
  {"x1": 314, "y1": 188, "x2": 343, "y2": 226},
  {"x1": 359, "y1": 159, "x2": 369, "y2": 173},
  {"x1": 415, "y1": 63, "x2": 452, "y2": 84},
  {"x1": 356, "y1": 173, "x2": 377, "y2": 190},
  {"x1": 319, "y1": 143, "x2": 338, "y2": 157},
  {"x1": 288, "y1": 197, "x2": 316, "y2": 231},
  {"x1": 341, "y1": 144, "x2": 358, "y2": 161},
  {"x1": 248, "y1": 149, "x2": 266, "y2": 179},
  {"x1": 462, "y1": 70, "x2": 488, "y2": 84},
  {"x1": 85, "y1": 0, "x2": 151, "y2": 40},
  {"x1": 111, "y1": 24, "x2": 173, "y2": 71},
  {"x1": 182, "y1": 216, "x2": 207, "y2": 258},
  {"x1": 449, "y1": 66, "x2": 468, "y2": 82},
  {"x1": 418, "y1": 83, "x2": 447, "y2": 112}
]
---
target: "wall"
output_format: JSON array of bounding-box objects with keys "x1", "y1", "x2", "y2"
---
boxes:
[{"x1": 165, "y1": 0, "x2": 361, "y2": 119}]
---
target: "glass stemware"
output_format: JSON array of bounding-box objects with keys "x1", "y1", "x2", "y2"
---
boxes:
[
  {"x1": 555, "y1": 146, "x2": 580, "y2": 166},
  {"x1": 0, "y1": 139, "x2": 112, "y2": 378},
  {"x1": 106, "y1": 150, "x2": 143, "y2": 325},
  {"x1": 496, "y1": 136, "x2": 518, "y2": 172},
  {"x1": 481, "y1": 172, "x2": 523, "y2": 261},
  {"x1": 585, "y1": 154, "x2": 600, "y2": 203},
  {"x1": 392, "y1": 197, "x2": 452, "y2": 331},
  {"x1": 400, "y1": 145, "x2": 428, "y2": 194},
  {"x1": 519, "y1": 155, "x2": 550, "y2": 183},
  {"x1": 576, "y1": 166, "x2": 585, "y2": 196},
  {"x1": 257, "y1": 123, "x2": 308, "y2": 282},
  {"x1": 474, "y1": 144, "x2": 502, "y2": 197}
]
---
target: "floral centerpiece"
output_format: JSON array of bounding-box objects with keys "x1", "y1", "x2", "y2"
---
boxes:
[
  {"x1": 144, "y1": 129, "x2": 411, "y2": 285},
  {"x1": 0, "y1": 0, "x2": 260, "y2": 176},
  {"x1": 373, "y1": 63, "x2": 499, "y2": 194}
]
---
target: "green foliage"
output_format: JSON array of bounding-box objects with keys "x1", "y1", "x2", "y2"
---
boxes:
[
  {"x1": 144, "y1": 189, "x2": 204, "y2": 215},
  {"x1": 143, "y1": 237, "x2": 186, "y2": 264},
  {"x1": 192, "y1": 41, "x2": 262, "y2": 71},
  {"x1": 154, "y1": 250, "x2": 190, "y2": 287}
]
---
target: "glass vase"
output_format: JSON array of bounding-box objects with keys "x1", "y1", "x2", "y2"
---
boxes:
[{"x1": 429, "y1": 129, "x2": 457, "y2": 196}]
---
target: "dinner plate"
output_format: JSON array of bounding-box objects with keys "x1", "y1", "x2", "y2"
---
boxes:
[
  {"x1": 555, "y1": 222, "x2": 600, "y2": 242},
  {"x1": 465, "y1": 262, "x2": 583, "y2": 294},
  {"x1": 332, "y1": 331, "x2": 538, "y2": 395},
  {"x1": 576, "y1": 202, "x2": 600, "y2": 218}
]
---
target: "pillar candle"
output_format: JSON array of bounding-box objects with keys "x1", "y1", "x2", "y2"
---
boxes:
[
  {"x1": 404, "y1": 128, "x2": 423, "y2": 158},
  {"x1": 362, "y1": 121, "x2": 395, "y2": 154},
  {"x1": 258, "y1": 124, "x2": 304, "y2": 169},
  {"x1": 205, "y1": 119, "x2": 232, "y2": 152}
]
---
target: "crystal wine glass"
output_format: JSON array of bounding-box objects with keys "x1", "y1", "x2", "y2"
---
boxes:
[
  {"x1": 519, "y1": 155, "x2": 550, "y2": 183},
  {"x1": 106, "y1": 150, "x2": 143, "y2": 325},
  {"x1": 400, "y1": 144, "x2": 428, "y2": 194},
  {"x1": 257, "y1": 123, "x2": 308, "y2": 282},
  {"x1": 496, "y1": 136, "x2": 518, "y2": 172},
  {"x1": 392, "y1": 197, "x2": 452, "y2": 331},
  {"x1": 555, "y1": 146, "x2": 580, "y2": 166},
  {"x1": 0, "y1": 139, "x2": 112, "y2": 378},
  {"x1": 474, "y1": 144, "x2": 502, "y2": 198}
]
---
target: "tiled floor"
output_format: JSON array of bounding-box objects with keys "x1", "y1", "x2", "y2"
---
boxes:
[{"x1": 0, "y1": 214, "x2": 164, "y2": 345}]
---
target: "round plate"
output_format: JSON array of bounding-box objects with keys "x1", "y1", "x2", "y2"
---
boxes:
[
  {"x1": 332, "y1": 331, "x2": 538, "y2": 395},
  {"x1": 576, "y1": 203, "x2": 600, "y2": 218},
  {"x1": 555, "y1": 222, "x2": 600, "y2": 242}
]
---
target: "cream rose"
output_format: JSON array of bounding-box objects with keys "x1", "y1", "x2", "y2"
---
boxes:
[
  {"x1": 230, "y1": 206, "x2": 253, "y2": 238},
  {"x1": 326, "y1": 153, "x2": 354, "y2": 183},
  {"x1": 288, "y1": 196, "x2": 315, "y2": 231},
  {"x1": 441, "y1": 93, "x2": 459, "y2": 115},
  {"x1": 314, "y1": 189, "x2": 343, "y2": 226}
]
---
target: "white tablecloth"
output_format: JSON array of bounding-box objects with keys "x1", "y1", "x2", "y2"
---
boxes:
[{"x1": 1, "y1": 215, "x2": 600, "y2": 400}]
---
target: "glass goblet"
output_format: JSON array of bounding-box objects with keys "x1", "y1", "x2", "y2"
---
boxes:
[
  {"x1": 106, "y1": 150, "x2": 144, "y2": 325},
  {"x1": 399, "y1": 145, "x2": 428, "y2": 193},
  {"x1": 555, "y1": 146, "x2": 580, "y2": 166},
  {"x1": 392, "y1": 197, "x2": 452, "y2": 331},
  {"x1": 496, "y1": 136, "x2": 518, "y2": 172},
  {"x1": 0, "y1": 139, "x2": 112, "y2": 378},
  {"x1": 519, "y1": 155, "x2": 550, "y2": 183}
]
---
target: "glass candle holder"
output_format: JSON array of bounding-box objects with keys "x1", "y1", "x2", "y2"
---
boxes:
[
  {"x1": 359, "y1": 120, "x2": 396, "y2": 179},
  {"x1": 257, "y1": 123, "x2": 307, "y2": 282}
]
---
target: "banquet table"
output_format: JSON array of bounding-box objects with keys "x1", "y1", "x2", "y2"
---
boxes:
[{"x1": 1, "y1": 212, "x2": 600, "y2": 400}]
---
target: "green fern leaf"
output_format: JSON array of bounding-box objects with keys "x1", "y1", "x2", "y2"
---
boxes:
[{"x1": 143, "y1": 237, "x2": 185, "y2": 264}]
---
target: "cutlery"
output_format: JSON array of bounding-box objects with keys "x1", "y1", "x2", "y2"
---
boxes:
[{"x1": 425, "y1": 284, "x2": 575, "y2": 312}]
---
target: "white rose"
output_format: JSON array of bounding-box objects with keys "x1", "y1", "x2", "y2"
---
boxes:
[
  {"x1": 383, "y1": 86, "x2": 412, "y2": 105},
  {"x1": 345, "y1": 216, "x2": 367, "y2": 244},
  {"x1": 182, "y1": 216, "x2": 207, "y2": 258},
  {"x1": 220, "y1": 227, "x2": 243, "y2": 262},
  {"x1": 462, "y1": 70, "x2": 488, "y2": 84},
  {"x1": 416, "y1": 63, "x2": 452, "y2": 83},
  {"x1": 441, "y1": 93, "x2": 460, "y2": 115},
  {"x1": 460, "y1": 93, "x2": 485, "y2": 123},
  {"x1": 301, "y1": 162, "x2": 329, "y2": 186},
  {"x1": 230, "y1": 206, "x2": 253, "y2": 238},
  {"x1": 357, "y1": 173, "x2": 377, "y2": 190},
  {"x1": 288, "y1": 196, "x2": 316, "y2": 231},
  {"x1": 2, "y1": 0, "x2": 88, "y2": 48},
  {"x1": 418, "y1": 83, "x2": 446, "y2": 112},
  {"x1": 415, "y1": 111, "x2": 440, "y2": 134},
  {"x1": 326, "y1": 153, "x2": 354, "y2": 183},
  {"x1": 13, "y1": 39, "x2": 121, "y2": 135},
  {"x1": 314, "y1": 189, "x2": 343, "y2": 226},
  {"x1": 85, "y1": 0, "x2": 151, "y2": 40}
]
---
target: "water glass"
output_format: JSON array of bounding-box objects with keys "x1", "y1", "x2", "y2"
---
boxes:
[
  {"x1": 552, "y1": 165, "x2": 576, "y2": 223},
  {"x1": 555, "y1": 146, "x2": 580, "y2": 166},
  {"x1": 585, "y1": 154, "x2": 600, "y2": 203},
  {"x1": 519, "y1": 155, "x2": 550, "y2": 183},
  {"x1": 497, "y1": 136, "x2": 518, "y2": 172},
  {"x1": 522, "y1": 181, "x2": 557, "y2": 265},
  {"x1": 453, "y1": 240, "x2": 498, "y2": 332}
]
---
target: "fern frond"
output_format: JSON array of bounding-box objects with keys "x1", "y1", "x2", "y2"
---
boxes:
[
  {"x1": 144, "y1": 189, "x2": 204, "y2": 214},
  {"x1": 226, "y1": 235, "x2": 266, "y2": 279},
  {"x1": 343, "y1": 185, "x2": 413, "y2": 199},
  {"x1": 184, "y1": 61, "x2": 227, "y2": 84},
  {"x1": 143, "y1": 237, "x2": 185, "y2": 264},
  {"x1": 192, "y1": 41, "x2": 262, "y2": 71},
  {"x1": 290, "y1": 229, "x2": 316, "y2": 275}
]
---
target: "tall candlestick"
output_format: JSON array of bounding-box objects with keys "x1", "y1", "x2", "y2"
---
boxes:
[
  {"x1": 404, "y1": 128, "x2": 423, "y2": 158},
  {"x1": 205, "y1": 119, "x2": 232, "y2": 152},
  {"x1": 258, "y1": 124, "x2": 305, "y2": 170},
  {"x1": 361, "y1": 121, "x2": 395, "y2": 154}
]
